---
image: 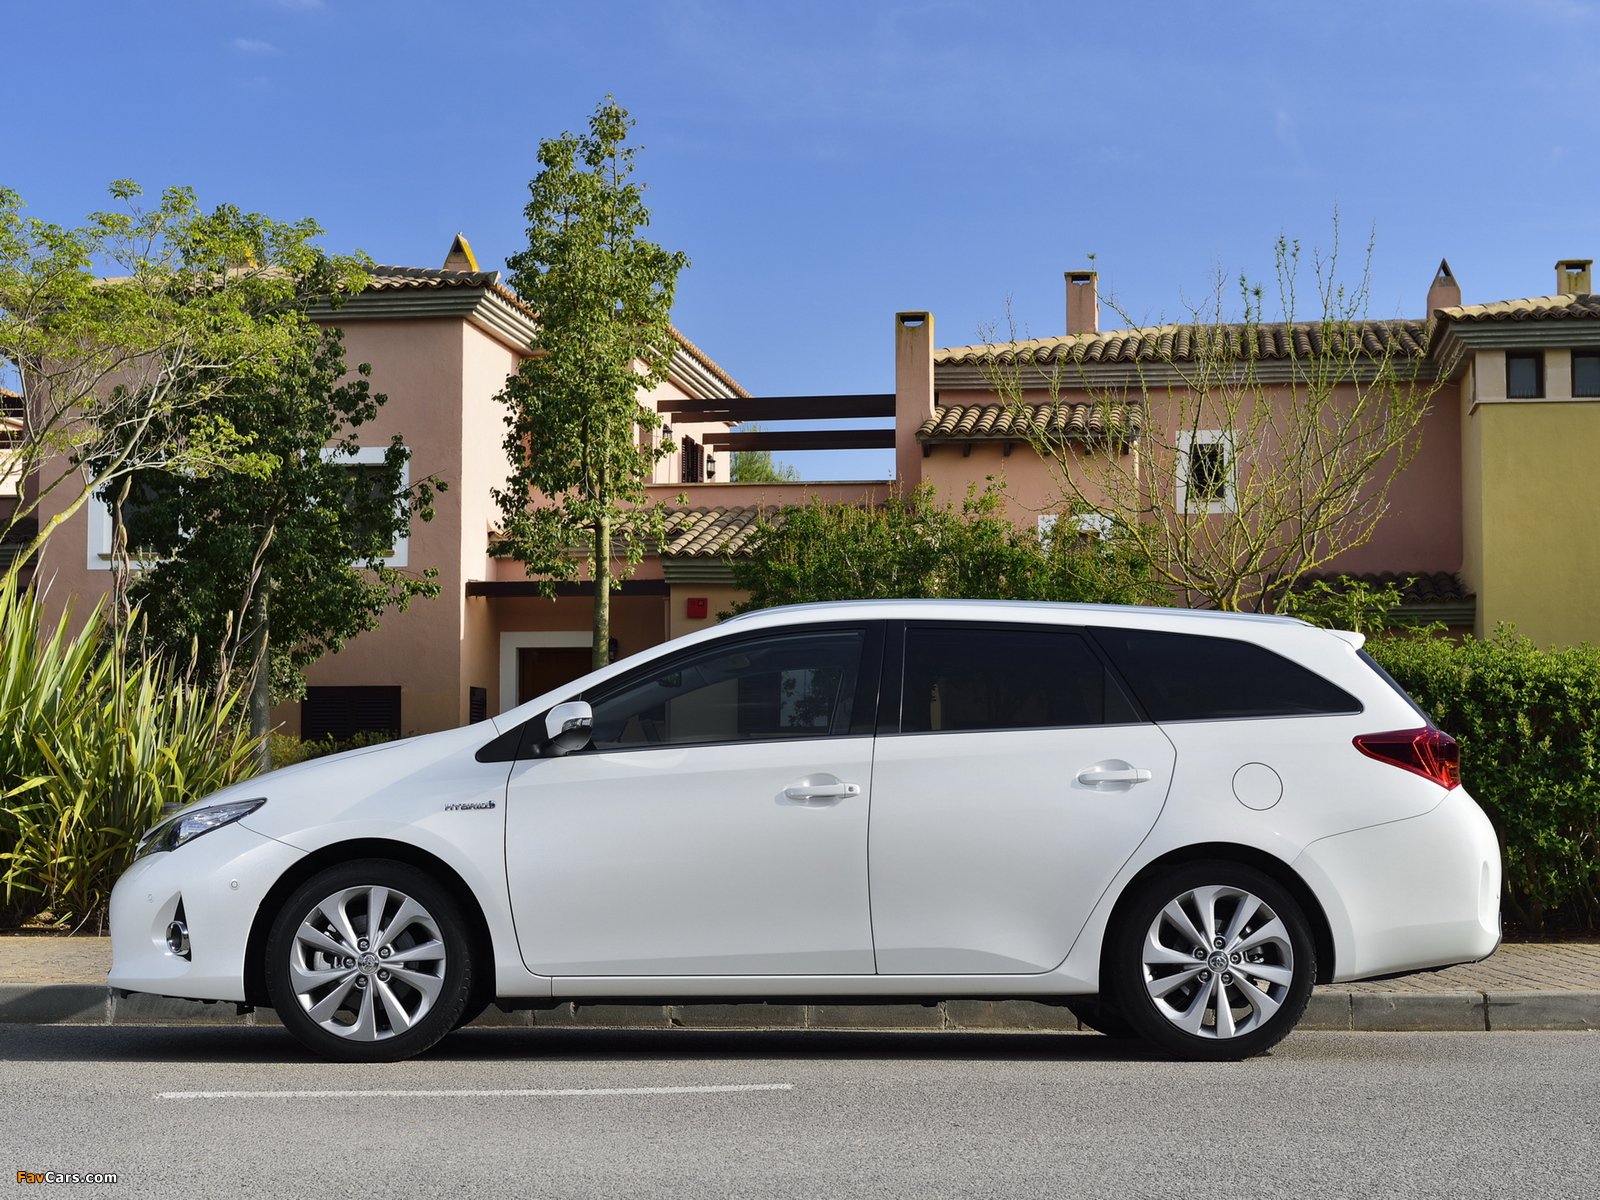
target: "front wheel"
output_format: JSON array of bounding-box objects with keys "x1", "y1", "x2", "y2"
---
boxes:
[
  {"x1": 265, "y1": 860, "x2": 474, "y2": 1062},
  {"x1": 1106, "y1": 861, "x2": 1315, "y2": 1061}
]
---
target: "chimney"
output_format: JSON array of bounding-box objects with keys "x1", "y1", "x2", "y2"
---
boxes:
[
  {"x1": 443, "y1": 233, "x2": 479, "y2": 272},
  {"x1": 1426, "y1": 259, "x2": 1461, "y2": 314},
  {"x1": 1556, "y1": 258, "x2": 1593, "y2": 295},
  {"x1": 1066, "y1": 270, "x2": 1099, "y2": 335},
  {"x1": 894, "y1": 311, "x2": 934, "y2": 491}
]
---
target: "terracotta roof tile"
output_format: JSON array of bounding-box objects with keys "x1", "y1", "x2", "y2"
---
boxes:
[
  {"x1": 661, "y1": 506, "x2": 767, "y2": 558},
  {"x1": 1437, "y1": 294, "x2": 1600, "y2": 323},
  {"x1": 365, "y1": 264, "x2": 535, "y2": 317},
  {"x1": 937, "y1": 320, "x2": 1431, "y2": 368},
  {"x1": 917, "y1": 401, "x2": 1144, "y2": 444}
]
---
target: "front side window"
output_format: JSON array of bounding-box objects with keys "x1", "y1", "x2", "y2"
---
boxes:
[
  {"x1": 1506, "y1": 351, "x2": 1544, "y2": 399},
  {"x1": 587, "y1": 629, "x2": 865, "y2": 750},
  {"x1": 900, "y1": 625, "x2": 1139, "y2": 733},
  {"x1": 1177, "y1": 430, "x2": 1237, "y2": 514},
  {"x1": 1092, "y1": 627, "x2": 1360, "y2": 721}
]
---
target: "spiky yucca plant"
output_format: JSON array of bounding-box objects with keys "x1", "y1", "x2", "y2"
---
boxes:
[{"x1": 0, "y1": 574, "x2": 262, "y2": 927}]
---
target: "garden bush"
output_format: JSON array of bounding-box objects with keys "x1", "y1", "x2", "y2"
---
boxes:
[
  {"x1": 1368, "y1": 629, "x2": 1600, "y2": 937},
  {"x1": 0, "y1": 575, "x2": 262, "y2": 928}
]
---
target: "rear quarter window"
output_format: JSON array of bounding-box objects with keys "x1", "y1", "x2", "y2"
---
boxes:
[{"x1": 1092, "y1": 627, "x2": 1360, "y2": 721}]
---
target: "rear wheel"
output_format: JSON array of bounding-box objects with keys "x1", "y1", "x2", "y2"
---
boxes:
[
  {"x1": 1107, "y1": 861, "x2": 1314, "y2": 1061},
  {"x1": 265, "y1": 860, "x2": 473, "y2": 1062}
]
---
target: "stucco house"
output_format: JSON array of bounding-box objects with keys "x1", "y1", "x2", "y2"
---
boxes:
[{"x1": 18, "y1": 244, "x2": 1600, "y2": 740}]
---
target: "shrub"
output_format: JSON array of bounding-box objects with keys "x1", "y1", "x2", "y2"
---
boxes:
[
  {"x1": 0, "y1": 575, "x2": 262, "y2": 928},
  {"x1": 1368, "y1": 629, "x2": 1600, "y2": 936},
  {"x1": 729, "y1": 482, "x2": 1163, "y2": 614},
  {"x1": 266, "y1": 729, "x2": 395, "y2": 769}
]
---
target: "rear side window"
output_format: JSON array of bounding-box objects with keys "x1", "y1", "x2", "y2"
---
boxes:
[
  {"x1": 901, "y1": 625, "x2": 1140, "y2": 733},
  {"x1": 1092, "y1": 628, "x2": 1360, "y2": 721}
]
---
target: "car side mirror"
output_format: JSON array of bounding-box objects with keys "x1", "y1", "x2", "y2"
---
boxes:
[{"x1": 543, "y1": 700, "x2": 594, "y2": 757}]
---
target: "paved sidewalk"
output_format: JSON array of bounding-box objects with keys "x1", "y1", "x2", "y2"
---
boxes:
[{"x1": 2, "y1": 936, "x2": 1598, "y2": 1032}]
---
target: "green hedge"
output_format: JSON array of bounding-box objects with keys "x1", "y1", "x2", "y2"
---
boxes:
[{"x1": 1368, "y1": 630, "x2": 1600, "y2": 936}]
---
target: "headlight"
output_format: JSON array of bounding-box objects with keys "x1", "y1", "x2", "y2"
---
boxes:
[{"x1": 135, "y1": 798, "x2": 267, "y2": 859}]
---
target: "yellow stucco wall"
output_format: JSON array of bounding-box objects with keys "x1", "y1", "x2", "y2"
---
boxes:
[{"x1": 1470, "y1": 397, "x2": 1600, "y2": 647}]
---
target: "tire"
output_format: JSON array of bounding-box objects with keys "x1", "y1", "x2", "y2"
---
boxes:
[
  {"x1": 265, "y1": 859, "x2": 474, "y2": 1062},
  {"x1": 1064, "y1": 996, "x2": 1137, "y2": 1039},
  {"x1": 1106, "y1": 860, "x2": 1315, "y2": 1061}
]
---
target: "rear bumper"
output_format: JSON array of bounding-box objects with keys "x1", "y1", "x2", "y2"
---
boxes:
[{"x1": 1293, "y1": 787, "x2": 1502, "y2": 983}]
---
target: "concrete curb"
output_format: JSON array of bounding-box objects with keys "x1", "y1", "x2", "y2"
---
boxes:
[{"x1": 3, "y1": 984, "x2": 1599, "y2": 1033}]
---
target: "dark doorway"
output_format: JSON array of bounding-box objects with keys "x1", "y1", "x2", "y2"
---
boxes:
[{"x1": 518, "y1": 646, "x2": 594, "y2": 705}]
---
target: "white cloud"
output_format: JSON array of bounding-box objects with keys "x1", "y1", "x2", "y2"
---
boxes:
[{"x1": 232, "y1": 37, "x2": 279, "y2": 54}]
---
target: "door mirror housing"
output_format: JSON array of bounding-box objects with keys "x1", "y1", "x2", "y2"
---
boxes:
[{"x1": 543, "y1": 700, "x2": 594, "y2": 757}]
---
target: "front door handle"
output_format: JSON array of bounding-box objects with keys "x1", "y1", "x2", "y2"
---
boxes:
[
  {"x1": 783, "y1": 779, "x2": 862, "y2": 803},
  {"x1": 1076, "y1": 760, "x2": 1154, "y2": 789}
]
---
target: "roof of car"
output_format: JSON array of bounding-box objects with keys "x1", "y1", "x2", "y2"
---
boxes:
[{"x1": 720, "y1": 599, "x2": 1310, "y2": 630}]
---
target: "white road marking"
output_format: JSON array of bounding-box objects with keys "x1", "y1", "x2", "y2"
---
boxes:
[{"x1": 157, "y1": 1083, "x2": 795, "y2": 1100}]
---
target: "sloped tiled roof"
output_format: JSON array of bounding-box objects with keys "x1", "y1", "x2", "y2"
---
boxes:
[
  {"x1": 364, "y1": 266, "x2": 749, "y2": 398},
  {"x1": 365, "y1": 264, "x2": 534, "y2": 315},
  {"x1": 936, "y1": 320, "x2": 1432, "y2": 368},
  {"x1": 661, "y1": 506, "x2": 767, "y2": 558},
  {"x1": 1437, "y1": 294, "x2": 1600, "y2": 324},
  {"x1": 1296, "y1": 570, "x2": 1473, "y2": 606},
  {"x1": 918, "y1": 401, "x2": 1143, "y2": 444}
]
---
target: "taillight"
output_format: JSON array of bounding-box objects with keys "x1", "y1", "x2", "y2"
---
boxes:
[{"x1": 1353, "y1": 727, "x2": 1461, "y2": 789}]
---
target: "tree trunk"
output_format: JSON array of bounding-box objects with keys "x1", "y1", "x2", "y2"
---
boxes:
[
  {"x1": 593, "y1": 512, "x2": 611, "y2": 671},
  {"x1": 248, "y1": 568, "x2": 272, "y2": 771}
]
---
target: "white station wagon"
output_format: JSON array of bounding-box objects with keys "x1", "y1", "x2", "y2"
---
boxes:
[{"x1": 110, "y1": 600, "x2": 1502, "y2": 1061}]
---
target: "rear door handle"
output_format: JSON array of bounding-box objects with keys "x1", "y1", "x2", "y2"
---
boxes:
[{"x1": 1076, "y1": 761, "x2": 1154, "y2": 789}]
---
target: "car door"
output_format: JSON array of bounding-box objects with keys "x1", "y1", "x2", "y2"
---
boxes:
[
  {"x1": 505, "y1": 623, "x2": 881, "y2": 977},
  {"x1": 867, "y1": 621, "x2": 1176, "y2": 975}
]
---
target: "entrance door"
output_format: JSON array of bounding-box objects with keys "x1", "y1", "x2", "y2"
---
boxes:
[
  {"x1": 518, "y1": 646, "x2": 593, "y2": 705},
  {"x1": 505, "y1": 623, "x2": 881, "y2": 977}
]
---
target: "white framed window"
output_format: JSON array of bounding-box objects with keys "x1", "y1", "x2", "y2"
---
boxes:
[
  {"x1": 1177, "y1": 429, "x2": 1237, "y2": 514},
  {"x1": 86, "y1": 480, "x2": 172, "y2": 571},
  {"x1": 87, "y1": 446, "x2": 412, "y2": 570},
  {"x1": 0, "y1": 447, "x2": 21, "y2": 498},
  {"x1": 322, "y1": 445, "x2": 410, "y2": 568}
]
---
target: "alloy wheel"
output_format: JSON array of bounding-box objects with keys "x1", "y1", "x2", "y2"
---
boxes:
[
  {"x1": 1139, "y1": 883, "x2": 1296, "y2": 1040},
  {"x1": 288, "y1": 884, "x2": 448, "y2": 1042}
]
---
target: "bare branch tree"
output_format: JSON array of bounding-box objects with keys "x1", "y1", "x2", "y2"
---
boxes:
[{"x1": 981, "y1": 224, "x2": 1446, "y2": 611}]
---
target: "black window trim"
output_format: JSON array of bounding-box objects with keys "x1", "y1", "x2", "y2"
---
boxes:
[
  {"x1": 881, "y1": 619, "x2": 1151, "y2": 738},
  {"x1": 479, "y1": 621, "x2": 884, "y2": 763},
  {"x1": 1506, "y1": 349, "x2": 1545, "y2": 399},
  {"x1": 1572, "y1": 350, "x2": 1600, "y2": 398}
]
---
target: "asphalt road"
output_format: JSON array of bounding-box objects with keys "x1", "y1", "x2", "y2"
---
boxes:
[{"x1": 3, "y1": 1025, "x2": 1596, "y2": 1198}]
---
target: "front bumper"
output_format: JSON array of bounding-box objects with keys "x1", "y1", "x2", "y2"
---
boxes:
[
  {"x1": 108, "y1": 820, "x2": 305, "y2": 1003},
  {"x1": 1293, "y1": 786, "x2": 1502, "y2": 983}
]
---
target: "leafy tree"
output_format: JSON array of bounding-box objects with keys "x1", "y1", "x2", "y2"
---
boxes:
[
  {"x1": 729, "y1": 482, "x2": 1160, "y2": 613},
  {"x1": 984, "y1": 224, "x2": 1444, "y2": 612},
  {"x1": 117, "y1": 319, "x2": 441, "y2": 752},
  {"x1": 494, "y1": 97, "x2": 687, "y2": 670},
  {"x1": 730, "y1": 425, "x2": 799, "y2": 483},
  {"x1": 0, "y1": 182, "x2": 368, "y2": 583}
]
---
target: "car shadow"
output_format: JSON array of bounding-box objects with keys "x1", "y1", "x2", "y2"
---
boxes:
[{"x1": 0, "y1": 1022, "x2": 1180, "y2": 1066}]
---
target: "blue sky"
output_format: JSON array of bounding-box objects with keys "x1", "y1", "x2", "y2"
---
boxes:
[{"x1": 8, "y1": 0, "x2": 1599, "y2": 478}]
